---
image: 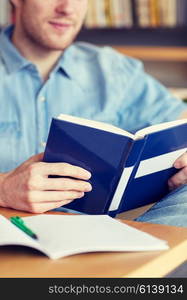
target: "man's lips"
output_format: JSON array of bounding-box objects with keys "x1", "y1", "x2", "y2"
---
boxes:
[{"x1": 49, "y1": 21, "x2": 73, "y2": 31}]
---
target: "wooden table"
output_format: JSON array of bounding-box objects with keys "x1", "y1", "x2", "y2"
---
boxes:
[{"x1": 0, "y1": 207, "x2": 187, "y2": 278}]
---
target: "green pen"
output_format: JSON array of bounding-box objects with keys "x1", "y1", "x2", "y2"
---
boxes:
[{"x1": 10, "y1": 216, "x2": 38, "y2": 240}]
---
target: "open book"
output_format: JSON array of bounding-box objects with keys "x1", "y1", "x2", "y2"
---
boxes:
[
  {"x1": 43, "y1": 114, "x2": 187, "y2": 216},
  {"x1": 0, "y1": 214, "x2": 168, "y2": 259}
]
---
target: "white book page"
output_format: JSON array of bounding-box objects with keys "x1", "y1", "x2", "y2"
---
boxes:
[
  {"x1": 58, "y1": 115, "x2": 187, "y2": 139},
  {"x1": 22, "y1": 215, "x2": 168, "y2": 259},
  {"x1": 58, "y1": 114, "x2": 134, "y2": 139},
  {"x1": 135, "y1": 118, "x2": 187, "y2": 138}
]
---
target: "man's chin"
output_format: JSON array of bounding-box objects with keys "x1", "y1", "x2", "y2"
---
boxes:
[
  {"x1": 46, "y1": 35, "x2": 77, "y2": 51},
  {"x1": 48, "y1": 43, "x2": 73, "y2": 51}
]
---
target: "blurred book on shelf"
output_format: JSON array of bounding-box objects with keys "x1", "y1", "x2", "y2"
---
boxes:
[
  {"x1": 136, "y1": 0, "x2": 150, "y2": 28},
  {"x1": 85, "y1": 0, "x2": 133, "y2": 28},
  {"x1": 0, "y1": 0, "x2": 12, "y2": 26},
  {"x1": 84, "y1": 0, "x2": 187, "y2": 29}
]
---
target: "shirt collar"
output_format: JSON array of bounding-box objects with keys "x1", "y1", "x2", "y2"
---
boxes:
[
  {"x1": 57, "y1": 43, "x2": 93, "y2": 87},
  {"x1": 57, "y1": 45, "x2": 78, "y2": 79},
  {"x1": 0, "y1": 25, "x2": 85, "y2": 82},
  {"x1": 0, "y1": 25, "x2": 74, "y2": 78}
]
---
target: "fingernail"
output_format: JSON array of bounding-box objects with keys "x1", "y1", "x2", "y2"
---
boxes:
[
  {"x1": 78, "y1": 192, "x2": 85, "y2": 198},
  {"x1": 84, "y1": 171, "x2": 92, "y2": 179}
]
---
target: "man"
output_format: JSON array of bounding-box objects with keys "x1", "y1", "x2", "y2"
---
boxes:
[{"x1": 0, "y1": 0, "x2": 187, "y2": 226}]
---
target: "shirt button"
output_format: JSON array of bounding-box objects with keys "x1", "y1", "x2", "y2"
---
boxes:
[
  {"x1": 39, "y1": 96, "x2": 46, "y2": 102},
  {"x1": 40, "y1": 141, "x2": 46, "y2": 148}
]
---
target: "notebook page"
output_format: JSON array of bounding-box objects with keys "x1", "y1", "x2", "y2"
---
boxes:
[
  {"x1": 0, "y1": 215, "x2": 42, "y2": 251},
  {"x1": 23, "y1": 215, "x2": 169, "y2": 259}
]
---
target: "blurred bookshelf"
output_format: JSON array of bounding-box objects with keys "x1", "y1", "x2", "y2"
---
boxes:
[{"x1": 75, "y1": 0, "x2": 187, "y2": 100}]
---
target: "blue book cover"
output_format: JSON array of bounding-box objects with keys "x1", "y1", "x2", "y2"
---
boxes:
[
  {"x1": 43, "y1": 115, "x2": 133, "y2": 215},
  {"x1": 43, "y1": 115, "x2": 187, "y2": 216}
]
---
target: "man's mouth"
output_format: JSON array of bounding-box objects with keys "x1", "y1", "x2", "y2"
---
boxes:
[{"x1": 49, "y1": 21, "x2": 73, "y2": 32}]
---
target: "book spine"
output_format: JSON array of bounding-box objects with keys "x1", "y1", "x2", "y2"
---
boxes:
[
  {"x1": 122, "y1": 0, "x2": 134, "y2": 28},
  {"x1": 110, "y1": 0, "x2": 123, "y2": 28},
  {"x1": 167, "y1": 0, "x2": 177, "y2": 27},
  {"x1": 84, "y1": 0, "x2": 97, "y2": 28},
  {"x1": 176, "y1": 0, "x2": 187, "y2": 27},
  {"x1": 159, "y1": 0, "x2": 177, "y2": 27},
  {"x1": 150, "y1": 0, "x2": 160, "y2": 27},
  {"x1": 105, "y1": 137, "x2": 135, "y2": 214},
  {"x1": 91, "y1": 0, "x2": 106, "y2": 28},
  {"x1": 104, "y1": 0, "x2": 113, "y2": 27},
  {"x1": 131, "y1": 0, "x2": 139, "y2": 26},
  {"x1": 108, "y1": 138, "x2": 147, "y2": 214},
  {"x1": 136, "y1": 0, "x2": 151, "y2": 28},
  {"x1": 157, "y1": 0, "x2": 166, "y2": 26},
  {"x1": 0, "y1": 0, "x2": 11, "y2": 26}
]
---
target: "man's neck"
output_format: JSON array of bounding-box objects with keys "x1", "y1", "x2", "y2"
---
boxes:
[{"x1": 12, "y1": 28, "x2": 63, "y2": 81}]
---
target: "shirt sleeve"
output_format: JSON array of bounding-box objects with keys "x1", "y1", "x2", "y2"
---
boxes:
[{"x1": 116, "y1": 55, "x2": 187, "y2": 133}]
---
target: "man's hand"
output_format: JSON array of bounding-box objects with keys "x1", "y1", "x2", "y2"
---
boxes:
[
  {"x1": 168, "y1": 152, "x2": 187, "y2": 190},
  {"x1": 0, "y1": 153, "x2": 92, "y2": 213}
]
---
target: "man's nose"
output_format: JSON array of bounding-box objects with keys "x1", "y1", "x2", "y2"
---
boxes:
[{"x1": 55, "y1": 0, "x2": 74, "y2": 15}]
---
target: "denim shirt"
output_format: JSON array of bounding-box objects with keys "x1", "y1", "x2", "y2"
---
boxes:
[{"x1": 0, "y1": 25, "x2": 186, "y2": 173}]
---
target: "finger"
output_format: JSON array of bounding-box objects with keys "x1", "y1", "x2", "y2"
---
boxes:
[
  {"x1": 41, "y1": 162, "x2": 91, "y2": 180},
  {"x1": 168, "y1": 166, "x2": 187, "y2": 189},
  {"x1": 174, "y1": 152, "x2": 187, "y2": 169},
  {"x1": 41, "y1": 178, "x2": 92, "y2": 192},
  {"x1": 27, "y1": 190, "x2": 85, "y2": 202}
]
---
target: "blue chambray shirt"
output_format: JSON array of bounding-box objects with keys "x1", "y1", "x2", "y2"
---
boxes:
[{"x1": 0, "y1": 25, "x2": 187, "y2": 173}]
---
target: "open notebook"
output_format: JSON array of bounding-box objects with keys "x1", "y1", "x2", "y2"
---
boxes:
[{"x1": 0, "y1": 214, "x2": 169, "y2": 259}]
